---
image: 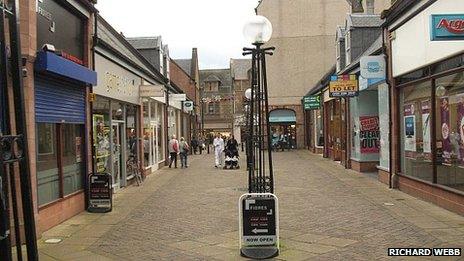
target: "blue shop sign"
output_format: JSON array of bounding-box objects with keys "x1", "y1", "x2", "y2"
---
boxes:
[{"x1": 431, "y1": 14, "x2": 464, "y2": 41}]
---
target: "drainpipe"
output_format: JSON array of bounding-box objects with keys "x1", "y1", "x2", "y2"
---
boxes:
[{"x1": 383, "y1": 28, "x2": 394, "y2": 189}]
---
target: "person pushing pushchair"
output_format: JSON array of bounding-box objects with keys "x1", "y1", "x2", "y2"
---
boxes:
[{"x1": 224, "y1": 135, "x2": 240, "y2": 169}]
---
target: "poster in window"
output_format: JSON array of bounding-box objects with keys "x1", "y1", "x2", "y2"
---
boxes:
[
  {"x1": 93, "y1": 114, "x2": 110, "y2": 173},
  {"x1": 440, "y1": 97, "x2": 451, "y2": 164},
  {"x1": 458, "y1": 97, "x2": 464, "y2": 164},
  {"x1": 359, "y1": 116, "x2": 380, "y2": 154},
  {"x1": 421, "y1": 101, "x2": 431, "y2": 154},
  {"x1": 404, "y1": 104, "x2": 416, "y2": 152}
]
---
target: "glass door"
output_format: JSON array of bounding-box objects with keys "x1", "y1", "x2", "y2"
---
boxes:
[{"x1": 111, "y1": 122, "x2": 122, "y2": 189}]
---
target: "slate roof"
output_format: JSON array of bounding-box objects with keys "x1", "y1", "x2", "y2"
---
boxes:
[
  {"x1": 200, "y1": 69, "x2": 232, "y2": 91},
  {"x1": 339, "y1": 34, "x2": 383, "y2": 74},
  {"x1": 126, "y1": 36, "x2": 161, "y2": 50},
  {"x1": 347, "y1": 14, "x2": 383, "y2": 28},
  {"x1": 230, "y1": 59, "x2": 251, "y2": 80},
  {"x1": 174, "y1": 59, "x2": 192, "y2": 77},
  {"x1": 96, "y1": 16, "x2": 163, "y2": 83}
]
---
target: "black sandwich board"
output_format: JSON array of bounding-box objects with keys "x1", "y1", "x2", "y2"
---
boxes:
[
  {"x1": 87, "y1": 173, "x2": 112, "y2": 213},
  {"x1": 239, "y1": 193, "x2": 279, "y2": 259}
]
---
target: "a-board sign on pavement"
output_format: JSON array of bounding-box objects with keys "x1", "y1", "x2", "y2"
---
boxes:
[
  {"x1": 239, "y1": 193, "x2": 279, "y2": 259},
  {"x1": 87, "y1": 173, "x2": 112, "y2": 213}
]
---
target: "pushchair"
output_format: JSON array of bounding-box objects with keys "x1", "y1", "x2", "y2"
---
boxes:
[{"x1": 224, "y1": 148, "x2": 240, "y2": 169}]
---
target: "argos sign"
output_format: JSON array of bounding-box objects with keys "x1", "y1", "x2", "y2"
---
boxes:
[{"x1": 431, "y1": 14, "x2": 464, "y2": 41}]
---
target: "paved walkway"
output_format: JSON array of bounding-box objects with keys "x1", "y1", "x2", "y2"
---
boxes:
[{"x1": 37, "y1": 151, "x2": 464, "y2": 260}]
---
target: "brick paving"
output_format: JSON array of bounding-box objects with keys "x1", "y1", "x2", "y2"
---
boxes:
[{"x1": 37, "y1": 151, "x2": 464, "y2": 260}]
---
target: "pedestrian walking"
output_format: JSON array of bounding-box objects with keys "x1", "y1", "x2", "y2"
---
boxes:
[
  {"x1": 179, "y1": 137, "x2": 190, "y2": 168},
  {"x1": 199, "y1": 137, "x2": 205, "y2": 155},
  {"x1": 213, "y1": 133, "x2": 225, "y2": 168},
  {"x1": 168, "y1": 135, "x2": 179, "y2": 168},
  {"x1": 191, "y1": 137, "x2": 199, "y2": 155}
]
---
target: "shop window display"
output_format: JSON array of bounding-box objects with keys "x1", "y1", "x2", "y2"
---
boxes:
[
  {"x1": 435, "y1": 72, "x2": 464, "y2": 192},
  {"x1": 400, "y1": 82, "x2": 433, "y2": 182},
  {"x1": 37, "y1": 123, "x2": 59, "y2": 205}
]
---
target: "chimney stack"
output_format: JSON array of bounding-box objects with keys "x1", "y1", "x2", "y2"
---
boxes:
[
  {"x1": 349, "y1": 0, "x2": 364, "y2": 13},
  {"x1": 366, "y1": 0, "x2": 375, "y2": 14}
]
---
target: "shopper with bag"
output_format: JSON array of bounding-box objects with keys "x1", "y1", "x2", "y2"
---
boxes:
[{"x1": 179, "y1": 137, "x2": 190, "y2": 168}]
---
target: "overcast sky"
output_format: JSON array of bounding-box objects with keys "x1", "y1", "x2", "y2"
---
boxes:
[{"x1": 96, "y1": 0, "x2": 259, "y2": 69}]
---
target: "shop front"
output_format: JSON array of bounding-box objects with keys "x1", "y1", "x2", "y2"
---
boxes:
[
  {"x1": 386, "y1": 0, "x2": 464, "y2": 214},
  {"x1": 269, "y1": 109, "x2": 297, "y2": 150},
  {"x1": 93, "y1": 53, "x2": 141, "y2": 190},
  {"x1": 141, "y1": 84, "x2": 166, "y2": 172},
  {"x1": 33, "y1": 0, "x2": 96, "y2": 233},
  {"x1": 323, "y1": 89, "x2": 347, "y2": 163},
  {"x1": 349, "y1": 78, "x2": 383, "y2": 173},
  {"x1": 303, "y1": 95, "x2": 324, "y2": 154}
]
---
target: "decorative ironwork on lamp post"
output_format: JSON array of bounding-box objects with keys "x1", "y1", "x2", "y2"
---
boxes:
[
  {"x1": 242, "y1": 15, "x2": 275, "y2": 194},
  {"x1": 0, "y1": 0, "x2": 39, "y2": 260}
]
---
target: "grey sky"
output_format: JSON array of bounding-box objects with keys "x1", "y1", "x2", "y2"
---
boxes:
[{"x1": 96, "y1": 0, "x2": 259, "y2": 69}]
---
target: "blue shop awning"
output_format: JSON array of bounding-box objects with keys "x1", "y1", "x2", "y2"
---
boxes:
[
  {"x1": 35, "y1": 51, "x2": 97, "y2": 85},
  {"x1": 269, "y1": 109, "x2": 296, "y2": 123}
]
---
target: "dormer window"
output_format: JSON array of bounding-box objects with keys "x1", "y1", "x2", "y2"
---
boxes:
[{"x1": 345, "y1": 31, "x2": 351, "y2": 64}]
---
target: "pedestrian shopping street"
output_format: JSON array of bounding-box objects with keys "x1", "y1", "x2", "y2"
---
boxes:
[{"x1": 37, "y1": 151, "x2": 464, "y2": 260}]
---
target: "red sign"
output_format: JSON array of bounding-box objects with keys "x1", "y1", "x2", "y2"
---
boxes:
[
  {"x1": 57, "y1": 50, "x2": 84, "y2": 65},
  {"x1": 437, "y1": 18, "x2": 464, "y2": 34},
  {"x1": 359, "y1": 116, "x2": 380, "y2": 154}
]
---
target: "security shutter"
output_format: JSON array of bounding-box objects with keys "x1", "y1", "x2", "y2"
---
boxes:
[{"x1": 35, "y1": 76, "x2": 86, "y2": 124}]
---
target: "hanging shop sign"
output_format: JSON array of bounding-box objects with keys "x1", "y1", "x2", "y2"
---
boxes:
[
  {"x1": 431, "y1": 14, "x2": 464, "y2": 41},
  {"x1": 303, "y1": 96, "x2": 320, "y2": 110},
  {"x1": 170, "y1": 93, "x2": 187, "y2": 102},
  {"x1": 87, "y1": 173, "x2": 112, "y2": 213},
  {"x1": 140, "y1": 84, "x2": 164, "y2": 98},
  {"x1": 239, "y1": 193, "x2": 279, "y2": 259},
  {"x1": 359, "y1": 116, "x2": 380, "y2": 154},
  {"x1": 329, "y1": 75, "x2": 358, "y2": 98},
  {"x1": 183, "y1": 101, "x2": 194, "y2": 112},
  {"x1": 360, "y1": 55, "x2": 386, "y2": 79}
]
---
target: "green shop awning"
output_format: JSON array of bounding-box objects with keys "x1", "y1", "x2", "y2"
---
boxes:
[{"x1": 269, "y1": 109, "x2": 296, "y2": 123}]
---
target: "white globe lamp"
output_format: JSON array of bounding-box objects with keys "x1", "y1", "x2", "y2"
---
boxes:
[
  {"x1": 243, "y1": 15, "x2": 273, "y2": 44},
  {"x1": 245, "y1": 88, "x2": 252, "y2": 100}
]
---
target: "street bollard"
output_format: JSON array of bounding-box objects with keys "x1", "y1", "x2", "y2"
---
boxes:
[{"x1": 207, "y1": 144, "x2": 210, "y2": 154}]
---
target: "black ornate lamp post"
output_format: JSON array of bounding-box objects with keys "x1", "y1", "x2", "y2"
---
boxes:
[{"x1": 242, "y1": 15, "x2": 275, "y2": 194}]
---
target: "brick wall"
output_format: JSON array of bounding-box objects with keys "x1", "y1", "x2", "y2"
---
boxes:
[{"x1": 170, "y1": 60, "x2": 196, "y2": 102}]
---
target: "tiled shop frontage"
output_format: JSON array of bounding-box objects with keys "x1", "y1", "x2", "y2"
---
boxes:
[{"x1": 303, "y1": 0, "x2": 464, "y2": 215}]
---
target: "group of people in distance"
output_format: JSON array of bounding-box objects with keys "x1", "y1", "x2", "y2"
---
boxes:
[{"x1": 167, "y1": 133, "x2": 239, "y2": 170}]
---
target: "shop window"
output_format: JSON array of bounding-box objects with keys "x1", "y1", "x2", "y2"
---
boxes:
[
  {"x1": 62, "y1": 124, "x2": 84, "y2": 195},
  {"x1": 435, "y1": 72, "x2": 464, "y2": 192},
  {"x1": 37, "y1": 123, "x2": 59, "y2": 206},
  {"x1": 400, "y1": 82, "x2": 433, "y2": 182},
  {"x1": 126, "y1": 104, "x2": 138, "y2": 170},
  {"x1": 37, "y1": 123, "x2": 85, "y2": 206}
]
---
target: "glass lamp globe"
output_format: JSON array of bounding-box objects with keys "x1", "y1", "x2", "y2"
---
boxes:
[
  {"x1": 245, "y1": 88, "x2": 252, "y2": 100},
  {"x1": 243, "y1": 15, "x2": 273, "y2": 44}
]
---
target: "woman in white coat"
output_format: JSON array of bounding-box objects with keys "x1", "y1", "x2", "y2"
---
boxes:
[{"x1": 213, "y1": 133, "x2": 225, "y2": 168}]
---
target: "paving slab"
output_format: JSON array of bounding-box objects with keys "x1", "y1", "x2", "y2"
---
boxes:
[{"x1": 36, "y1": 151, "x2": 464, "y2": 260}]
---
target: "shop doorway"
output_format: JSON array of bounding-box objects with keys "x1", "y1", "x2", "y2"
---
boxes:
[
  {"x1": 111, "y1": 122, "x2": 124, "y2": 190},
  {"x1": 269, "y1": 109, "x2": 297, "y2": 150}
]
